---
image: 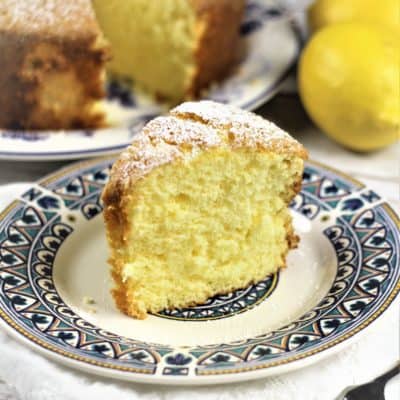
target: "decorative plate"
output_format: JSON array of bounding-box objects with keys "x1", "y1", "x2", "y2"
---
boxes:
[
  {"x1": 0, "y1": 158, "x2": 399, "y2": 385},
  {"x1": 0, "y1": 0, "x2": 300, "y2": 161}
]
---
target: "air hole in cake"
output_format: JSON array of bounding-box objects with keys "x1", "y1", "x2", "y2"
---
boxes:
[{"x1": 175, "y1": 193, "x2": 190, "y2": 203}]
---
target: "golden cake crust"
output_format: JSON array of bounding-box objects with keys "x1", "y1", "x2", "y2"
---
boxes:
[
  {"x1": 0, "y1": 0, "x2": 110, "y2": 130},
  {"x1": 187, "y1": 0, "x2": 245, "y2": 98},
  {"x1": 102, "y1": 101, "x2": 308, "y2": 318}
]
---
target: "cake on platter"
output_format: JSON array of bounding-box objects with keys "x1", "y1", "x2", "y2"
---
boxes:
[
  {"x1": 0, "y1": 0, "x2": 244, "y2": 130},
  {"x1": 102, "y1": 100, "x2": 308, "y2": 319},
  {"x1": 0, "y1": 0, "x2": 110, "y2": 130},
  {"x1": 92, "y1": 0, "x2": 245, "y2": 102}
]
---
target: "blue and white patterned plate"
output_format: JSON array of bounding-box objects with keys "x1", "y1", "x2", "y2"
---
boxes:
[
  {"x1": 0, "y1": 157, "x2": 399, "y2": 385},
  {"x1": 0, "y1": 0, "x2": 300, "y2": 161}
]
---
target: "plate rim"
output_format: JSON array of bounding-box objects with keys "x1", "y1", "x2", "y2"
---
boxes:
[
  {"x1": 0, "y1": 310, "x2": 395, "y2": 386},
  {"x1": 0, "y1": 158, "x2": 399, "y2": 385}
]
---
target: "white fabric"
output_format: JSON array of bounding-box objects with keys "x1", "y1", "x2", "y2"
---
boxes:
[{"x1": 0, "y1": 298, "x2": 398, "y2": 400}]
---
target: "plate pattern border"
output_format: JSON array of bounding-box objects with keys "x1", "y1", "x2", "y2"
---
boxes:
[{"x1": 0, "y1": 159, "x2": 399, "y2": 382}]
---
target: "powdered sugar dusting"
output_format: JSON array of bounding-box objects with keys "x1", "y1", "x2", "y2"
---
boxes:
[
  {"x1": 172, "y1": 100, "x2": 298, "y2": 150},
  {"x1": 108, "y1": 101, "x2": 307, "y2": 193},
  {"x1": 144, "y1": 116, "x2": 222, "y2": 148},
  {"x1": 112, "y1": 115, "x2": 222, "y2": 185},
  {"x1": 118, "y1": 134, "x2": 180, "y2": 182},
  {"x1": 0, "y1": 0, "x2": 97, "y2": 37}
]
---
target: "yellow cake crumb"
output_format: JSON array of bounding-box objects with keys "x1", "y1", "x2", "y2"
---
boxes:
[
  {"x1": 102, "y1": 101, "x2": 307, "y2": 318},
  {"x1": 82, "y1": 296, "x2": 96, "y2": 305}
]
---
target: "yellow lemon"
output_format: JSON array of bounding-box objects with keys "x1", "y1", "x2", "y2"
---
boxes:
[
  {"x1": 299, "y1": 23, "x2": 399, "y2": 152},
  {"x1": 308, "y1": 0, "x2": 400, "y2": 34}
]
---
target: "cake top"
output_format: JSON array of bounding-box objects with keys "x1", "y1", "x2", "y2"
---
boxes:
[
  {"x1": 116, "y1": 116, "x2": 222, "y2": 183},
  {"x1": 0, "y1": 0, "x2": 99, "y2": 40},
  {"x1": 144, "y1": 115, "x2": 223, "y2": 148},
  {"x1": 172, "y1": 101, "x2": 297, "y2": 149},
  {"x1": 103, "y1": 101, "x2": 307, "y2": 205}
]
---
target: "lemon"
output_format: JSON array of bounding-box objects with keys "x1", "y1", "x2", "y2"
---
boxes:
[
  {"x1": 308, "y1": 0, "x2": 400, "y2": 34},
  {"x1": 299, "y1": 23, "x2": 399, "y2": 152}
]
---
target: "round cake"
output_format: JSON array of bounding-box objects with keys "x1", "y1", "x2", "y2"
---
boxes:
[
  {"x1": 0, "y1": 0, "x2": 244, "y2": 130},
  {"x1": 102, "y1": 101, "x2": 308, "y2": 319},
  {"x1": 0, "y1": 0, "x2": 109, "y2": 130},
  {"x1": 92, "y1": 0, "x2": 245, "y2": 102}
]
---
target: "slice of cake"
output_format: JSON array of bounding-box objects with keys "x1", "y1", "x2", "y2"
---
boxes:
[
  {"x1": 0, "y1": 0, "x2": 110, "y2": 130},
  {"x1": 92, "y1": 0, "x2": 244, "y2": 102},
  {"x1": 102, "y1": 101, "x2": 308, "y2": 319}
]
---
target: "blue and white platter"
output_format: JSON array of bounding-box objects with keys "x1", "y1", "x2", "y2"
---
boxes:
[
  {"x1": 0, "y1": 0, "x2": 300, "y2": 161},
  {"x1": 0, "y1": 157, "x2": 399, "y2": 385}
]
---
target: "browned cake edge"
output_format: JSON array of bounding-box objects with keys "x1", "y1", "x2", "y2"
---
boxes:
[
  {"x1": 102, "y1": 102, "x2": 308, "y2": 318},
  {"x1": 0, "y1": 15, "x2": 110, "y2": 130},
  {"x1": 187, "y1": 0, "x2": 245, "y2": 98}
]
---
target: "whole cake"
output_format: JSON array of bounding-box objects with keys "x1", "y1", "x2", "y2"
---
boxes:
[
  {"x1": 0, "y1": 0, "x2": 110, "y2": 130},
  {"x1": 102, "y1": 101, "x2": 308, "y2": 319},
  {"x1": 0, "y1": 0, "x2": 244, "y2": 130},
  {"x1": 92, "y1": 0, "x2": 245, "y2": 102}
]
